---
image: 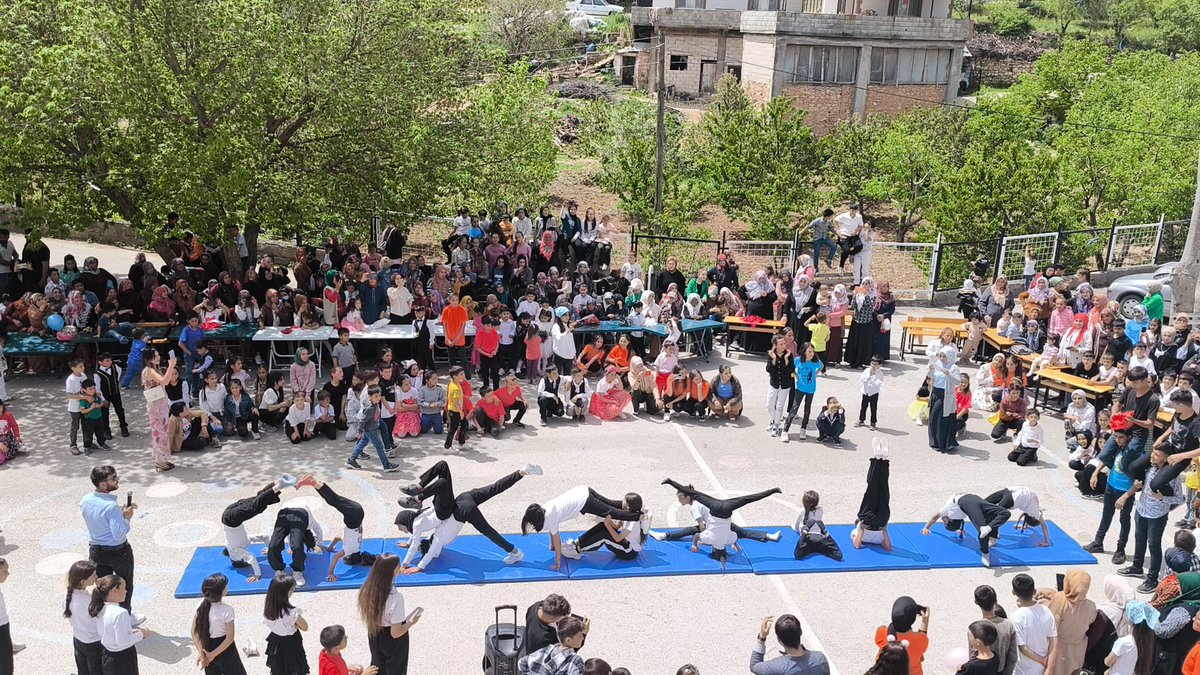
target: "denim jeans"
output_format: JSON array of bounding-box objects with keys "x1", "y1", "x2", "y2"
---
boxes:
[
  {"x1": 349, "y1": 428, "x2": 389, "y2": 464},
  {"x1": 420, "y1": 412, "x2": 444, "y2": 434},
  {"x1": 1094, "y1": 484, "x2": 1134, "y2": 552},
  {"x1": 813, "y1": 237, "x2": 837, "y2": 270},
  {"x1": 120, "y1": 358, "x2": 142, "y2": 388},
  {"x1": 1132, "y1": 511, "x2": 1168, "y2": 581}
]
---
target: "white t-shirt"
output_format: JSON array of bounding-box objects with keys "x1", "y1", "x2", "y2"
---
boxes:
[
  {"x1": 940, "y1": 496, "x2": 967, "y2": 521},
  {"x1": 343, "y1": 526, "x2": 363, "y2": 556},
  {"x1": 264, "y1": 606, "x2": 303, "y2": 637},
  {"x1": 1023, "y1": 257, "x2": 1037, "y2": 276},
  {"x1": 834, "y1": 212, "x2": 863, "y2": 238},
  {"x1": 382, "y1": 589, "x2": 407, "y2": 627},
  {"x1": 542, "y1": 485, "x2": 591, "y2": 535},
  {"x1": 0, "y1": 586, "x2": 7, "y2": 626},
  {"x1": 1012, "y1": 604, "x2": 1057, "y2": 675},
  {"x1": 207, "y1": 602, "x2": 235, "y2": 639},
  {"x1": 1107, "y1": 635, "x2": 1137, "y2": 675},
  {"x1": 623, "y1": 518, "x2": 644, "y2": 552},
  {"x1": 68, "y1": 589, "x2": 100, "y2": 643},
  {"x1": 285, "y1": 404, "x2": 311, "y2": 428},
  {"x1": 260, "y1": 388, "x2": 282, "y2": 410},
  {"x1": 690, "y1": 501, "x2": 711, "y2": 526},
  {"x1": 99, "y1": 604, "x2": 143, "y2": 652},
  {"x1": 1008, "y1": 487, "x2": 1043, "y2": 521},
  {"x1": 66, "y1": 372, "x2": 86, "y2": 413}
]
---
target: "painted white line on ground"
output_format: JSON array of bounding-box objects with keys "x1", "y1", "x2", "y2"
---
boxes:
[{"x1": 671, "y1": 424, "x2": 841, "y2": 675}]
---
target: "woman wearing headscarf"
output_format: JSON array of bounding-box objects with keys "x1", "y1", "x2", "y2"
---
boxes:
[
  {"x1": 773, "y1": 269, "x2": 794, "y2": 322},
  {"x1": 958, "y1": 278, "x2": 980, "y2": 319},
  {"x1": 824, "y1": 284, "x2": 849, "y2": 366},
  {"x1": 874, "y1": 280, "x2": 897, "y2": 361},
  {"x1": 719, "y1": 286, "x2": 744, "y2": 318},
  {"x1": 1151, "y1": 573, "x2": 1200, "y2": 675},
  {"x1": 1062, "y1": 314, "x2": 1095, "y2": 367},
  {"x1": 1023, "y1": 276, "x2": 1053, "y2": 318},
  {"x1": 1072, "y1": 283, "x2": 1096, "y2": 316},
  {"x1": 743, "y1": 271, "x2": 776, "y2": 352},
  {"x1": 533, "y1": 229, "x2": 561, "y2": 277},
  {"x1": 980, "y1": 276, "x2": 1014, "y2": 327},
  {"x1": 845, "y1": 280, "x2": 878, "y2": 369},
  {"x1": 146, "y1": 285, "x2": 177, "y2": 322},
  {"x1": 873, "y1": 596, "x2": 930, "y2": 675},
  {"x1": 683, "y1": 293, "x2": 705, "y2": 320},
  {"x1": 1043, "y1": 568, "x2": 1097, "y2": 675},
  {"x1": 928, "y1": 344, "x2": 961, "y2": 453},
  {"x1": 1064, "y1": 389, "x2": 1098, "y2": 438},
  {"x1": 790, "y1": 274, "x2": 818, "y2": 344},
  {"x1": 1101, "y1": 574, "x2": 1136, "y2": 638},
  {"x1": 62, "y1": 289, "x2": 93, "y2": 330},
  {"x1": 173, "y1": 278, "x2": 197, "y2": 322}
]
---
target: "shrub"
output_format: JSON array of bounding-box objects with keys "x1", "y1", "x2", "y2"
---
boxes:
[{"x1": 986, "y1": 0, "x2": 1034, "y2": 37}]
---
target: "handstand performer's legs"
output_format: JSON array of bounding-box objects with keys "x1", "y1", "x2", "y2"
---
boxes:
[{"x1": 856, "y1": 458, "x2": 891, "y2": 529}]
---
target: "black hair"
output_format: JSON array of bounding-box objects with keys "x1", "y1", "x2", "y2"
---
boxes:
[
  {"x1": 556, "y1": 616, "x2": 585, "y2": 642},
  {"x1": 973, "y1": 585, "x2": 997, "y2": 612},
  {"x1": 541, "y1": 594, "x2": 571, "y2": 619},
  {"x1": 63, "y1": 560, "x2": 97, "y2": 618},
  {"x1": 89, "y1": 574, "x2": 123, "y2": 618},
  {"x1": 522, "y1": 504, "x2": 546, "y2": 533},
  {"x1": 90, "y1": 465, "x2": 117, "y2": 488},
  {"x1": 320, "y1": 624, "x2": 346, "y2": 651},
  {"x1": 583, "y1": 658, "x2": 613, "y2": 675},
  {"x1": 264, "y1": 572, "x2": 297, "y2": 621},
  {"x1": 1012, "y1": 573, "x2": 1036, "y2": 601},
  {"x1": 1171, "y1": 389, "x2": 1195, "y2": 405},
  {"x1": 192, "y1": 573, "x2": 228, "y2": 643},
  {"x1": 968, "y1": 620, "x2": 998, "y2": 647},
  {"x1": 1128, "y1": 366, "x2": 1150, "y2": 382},
  {"x1": 394, "y1": 509, "x2": 423, "y2": 533},
  {"x1": 775, "y1": 614, "x2": 803, "y2": 650},
  {"x1": 822, "y1": 208, "x2": 834, "y2": 217}
]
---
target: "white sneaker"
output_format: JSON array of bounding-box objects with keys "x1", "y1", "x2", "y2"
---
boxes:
[
  {"x1": 770, "y1": 427, "x2": 780, "y2": 438},
  {"x1": 560, "y1": 541, "x2": 582, "y2": 559},
  {"x1": 521, "y1": 463, "x2": 543, "y2": 476},
  {"x1": 294, "y1": 571, "x2": 307, "y2": 587},
  {"x1": 798, "y1": 428, "x2": 807, "y2": 440},
  {"x1": 781, "y1": 431, "x2": 790, "y2": 443},
  {"x1": 980, "y1": 554, "x2": 991, "y2": 568},
  {"x1": 766, "y1": 531, "x2": 782, "y2": 542},
  {"x1": 649, "y1": 530, "x2": 667, "y2": 541},
  {"x1": 979, "y1": 525, "x2": 993, "y2": 539},
  {"x1": 443, "y1": 446, "x2": 461, "y2": 455},
  {"x1": 503, "y1": 549, "x2": 524, "y2": 565},
  {"x1": 131, "y1": 613, "x2": 147, "y2": 628},
  {"x1": 252, "y1": 431, "x2": 262, "y2": 440},
  {"x1": 662, "y1": 411, "x2": 671, "y2": 423}
]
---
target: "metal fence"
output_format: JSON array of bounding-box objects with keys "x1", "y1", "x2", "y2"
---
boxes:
[
  {"x1": 1109, "y1": 218, "x2": 1163, "y2": 269},
  {"x1": 722, "y1": 238, "x2": 798, "y2": 278},
  {"x1": 870, "y1": 242, "x2": 938, "y2": 300},
  {"x1": 932, "y1": 237, "x2": 1003, "y2": 294},
  {"x1": 997, "y1": 232, "x2": 1057, "y2": 283}
]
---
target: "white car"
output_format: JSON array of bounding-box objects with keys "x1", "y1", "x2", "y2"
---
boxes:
[
  {"x1": 1107, "y1": 262, "x2": 1175, "y2": 319},
  {"x1": 566, "y1": 0, "x2": 625, "y2": 16}
]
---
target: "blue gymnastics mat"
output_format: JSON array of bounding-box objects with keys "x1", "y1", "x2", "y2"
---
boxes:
[
  {"x1": 563, "y1": 534, "x2": 753, "y2": 580},
  {"x1": 740, "y1": 524, "x2": 929, "y2": 574},
  {"x1": 888, "y1": 521, "x2": 1096, "y2": 569}
]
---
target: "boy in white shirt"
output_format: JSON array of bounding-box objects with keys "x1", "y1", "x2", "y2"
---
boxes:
[
  {"x1": 1010, "y1": 573, "x2": 1057, "y2": 675},
  {"x1": 1008, "y1": 410, "x2": 1045, "y2": 467},
  {"x1": 65, "y1": 358, "x2": 90, "y2": 455},
  {"x1": 857, "y1": 356, "x2": 884, "y2": 430}
]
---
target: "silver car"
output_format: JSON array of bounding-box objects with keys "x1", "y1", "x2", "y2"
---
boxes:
[{"x1": 1107, "y1": 262, "x2": 1175, "y2": 319}]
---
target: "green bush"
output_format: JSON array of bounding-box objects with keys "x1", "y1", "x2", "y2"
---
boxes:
[{"x1": 986, "y1": 0, "x2": 1034, "y2": 36}]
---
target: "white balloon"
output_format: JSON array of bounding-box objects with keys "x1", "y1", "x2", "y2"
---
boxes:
[{"x1": 944, "y1": 646, "x2": 971, "y2": 672}]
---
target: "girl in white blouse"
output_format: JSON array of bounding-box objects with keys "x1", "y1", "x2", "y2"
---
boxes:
[
  {"x1": 63, "y1": 560, "x2": 101, "y2": 675},
  {"x1": 89, "y1": 574, "x2": 151, "y2": 675},
  {"x1": 357, "y1": 554, "x2": 421, "y2": 675},
  {"x1": 263, "y1": 572, "x2": 308, "y2": 675},
  {"x1": 191, "y1": 573, "x2": 246, "y2": 675}
]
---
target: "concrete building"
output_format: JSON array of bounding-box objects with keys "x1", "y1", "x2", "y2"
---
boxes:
[{"x1": 626, "y1": 0, "x2": 970, "y2": 133}]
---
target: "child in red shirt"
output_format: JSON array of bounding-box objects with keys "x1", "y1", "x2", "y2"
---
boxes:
[
  {"x1": 473, "y1": 386, "x2": 507, "y2": 438},
  {"x1": 475, "y1": 317, "x2": 502, "y2": 391},
  {"x1": 318, "y1": 624, "x2": 376, "y2": 675}
]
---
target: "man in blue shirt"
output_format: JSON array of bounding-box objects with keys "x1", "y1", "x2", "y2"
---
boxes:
[
  {"x1": 1083, "y1": 427, "x2": 1141, "y2": 566},
  {"x1": 80, "y1": 465, "x2": 141, "y2": 619}
]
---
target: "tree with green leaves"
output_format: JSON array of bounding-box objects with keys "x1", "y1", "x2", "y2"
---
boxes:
[
  {"x1": 0, "y1": 0, "x2": 559, "y2": 269},
  {"x1": 819, "y1": 118, "x2": 884, "y2": 211},
  {"x1": 1037, "y1": 0, "x2": 1082, "y2": 39}
]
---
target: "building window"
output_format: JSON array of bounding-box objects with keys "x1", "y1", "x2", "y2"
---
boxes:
[
  {"x1": 786, "y1": 45, "x2": 859, "y2": 84},
  {"x1": 747, "y1": 0, "x2": 783, "y2": 9},
  {"x1": 887, "y1": 0, "x2": 923, "y2": 16},
  {"x1": 670, "y1": 55, "x2": 689, "y2": 71},
  {"x1": 869, "y1": 48, "x2": 950, "y2": 84},
  {"x1": 674, "y1": 0, "x2": 706, "y2": 7}
]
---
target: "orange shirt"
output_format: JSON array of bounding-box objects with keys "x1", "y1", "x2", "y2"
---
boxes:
[
  {"x1": 606, "y1": 345, "x2": 630, "y2": 369},
  {"x1": 688, "y1": 380, "x2": 710, "y2": 401},
  {"x1": 1184, "y1": 641, "x2": 1200, "y2": 675},
  {"x1": 874, "y1": 626, "x2": 928, "y2": 675},
  {"x1": 441, "y1": 305, "x2": 468, "y2": 347},
  {"x1": 578, "y1": 344, "x2": 605, "y2": 366}
]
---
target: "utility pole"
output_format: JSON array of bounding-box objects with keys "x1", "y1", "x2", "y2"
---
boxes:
[
  {"x1": 1171, "y1": 146, "x2": 1200, "y2": 318},
  {"x1": 653, "y1": 11, "x2": 666, "y2": 223}
]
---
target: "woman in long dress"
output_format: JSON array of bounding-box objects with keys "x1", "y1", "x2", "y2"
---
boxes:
[
  {"x1": 742, "y1": 271, "x2": 776, "y2": 353},
  {"x1": 1042, "y1": 569, "x2": 1096, "y2": 675},
  {"x1": 873, "y1": 280, "x2": 896, "y2": 362},
  {"x1": 141, "y1": 349, "x2": 176, "y2": 472},
  {"x1": 927, "y1": 345, "x2": 961, "y2": 453},
  {"x1": 844, "y1": 280, "x2": 877, "y2": 369}
]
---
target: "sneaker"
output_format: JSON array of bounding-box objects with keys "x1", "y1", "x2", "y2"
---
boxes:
[
  {"x1": 1112, "y1": 551, "x2": 1127, "y2": 566},
  {"x1": 121, "y1": 428, "x2": 130, "y2": 438},
  {"x1": 294, "y1": 571, "x2": 306, "y2": 588},
  {"x1": 663, "y1": 411, "x2": 670, "y2": 423},
  {"x1": 981, "y1": 554, "x2": 991, "y2": 568},
  {"x1": 770, "y1": 427, "x2": 780, "y2": 438},
  {"x1": 870, "y1": 424, "x2": 877, "y2": 431},
  {"x1": 277, "y1": 474, "x2": 298, "y2": 489},
  {"x1": 1178, "y1": 518, "x2": 1196, "y2": 528},
  {"x1": 382, "y1": 463, "x2": 401, "y2": 473},
  {"x1": 97, "y1": 442, "x2": 112, "y2": 450},
  {"x1": 781, "y1": 431, "x2": 789, "y2": 443},
  {"x1": 817, "y1": 435, "x2": 827, "y2": 442},
  {"x1": 397, "y1": 496, "x2": 421, "y2": 509},
  {"x1": 503, "y1": 549, "x2": 525, "y2": 565},
  {"x1": 834, "y1": 439, "x2": 842, "y2": 447},
  {"x1": 649, "y1": 530, "x2": 667, "y2": 541},
  {"x1": 855, "y1": 421, "x2": 864, "y2": 428},
  {"x1": 1117, "y1": 565, "x2": 1144, "y2": 578},
  {"x1": 70, "y1": 445, "x2": 81, "y2": 456},
  {"x1": 345, "y1": 458, "x2": 363, "y2": 470},
  {"x1": 766, "y1": 531, "x2": 781, "y2": 542},
  {"x1": 443, "y1": 446, "x2": 460, "y2": 455},
  {"x1": 521, "y1": 463, "x2": 543, "y2": 476},
  {"x1": 131, "y1": 613, "x2": 147, "y2": 628},
  {"x1": 979, "y1": 525, "x2": 993, "y2": 539},
  {"x1": 798, "y1": 428, "x2": 807, "y2": 440},
  {"x1": 1083, "y1": 541, "x2": 1104, "y2": 554},
  {"x1": 560, "y1": 541, "x2": 582, "y2": 560},
  {"x1": 400, "y1": 484, "x2": 422, "y2": 496},
  {"x1": 1137, "y1": 579, "x2": 1159, "y2": 594},
  {"x1": 251, "y1": 431, "x2": 262, "y2": 440},
  {"x1": 514, "y1": 421, "x2": 526, "y2": 429}
]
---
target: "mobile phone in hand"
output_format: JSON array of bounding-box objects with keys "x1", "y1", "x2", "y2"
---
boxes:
[
  {"x1": 1056, "y1": 573, "x2": 1065, "y2": 592},
  {"x1": 126, "y1": 491, "x2": 133, "y2": 508}
]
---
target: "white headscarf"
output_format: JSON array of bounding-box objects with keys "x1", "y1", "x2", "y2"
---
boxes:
[
  {"x1": 791, "y1": 274, "x2": 813, "y2": 308},
  {"x1": 747, "y1": 271, "x2": 773, "y2": 300}
]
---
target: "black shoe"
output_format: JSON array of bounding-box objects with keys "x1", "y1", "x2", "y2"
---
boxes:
[
  {"x1": 97, "y1": 443, "x2": 111, "y2": 451},
  {"x1": 1137, "y1": 579, "x2": 1159, "y2": 593},
  {"x1": 1117, "y1": 565, "x2": 1143, "y2": 578},
  {"x1": 1083, "y1": 541, "x2": 1104, "y2": 554},
  {"x1": 345, "y1": 458, "x2": 362, "y2": 469},
  {"x1": 514, "y1": 421, "x2": 526, "y2": 429},
  {"x1": 121, "y1": 428, "x2": 130, "y2": 438},
  {"x1": 1112, "y1": 551, "x2": 1126, "y2": 565},
  {"x1": 70, "y1": 445, "x2": 81, "y2": 456},
  {"x1": 400, "y1": 484, "x2": 422, "y2": 497},
  {"x1": 397, "y1": 496, "x2": 420, "y2": 509}
]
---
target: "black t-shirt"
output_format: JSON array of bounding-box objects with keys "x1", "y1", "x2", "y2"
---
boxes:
[
  {"x1": 323, "y1": 379, "x2": 350, "y2": 419},
  {"x1": 1072, "y1": 361, "x2": 1099, "y2": 379},
  {"x1": 1119, "y1": 388, "x2": 1161, "y2": 441},
  {"x1": 956, "y1": 657, "x2": 999, "y2": 675},
  {"x1": 524, "y1": 602, "x2": 557, "y2": 655},
  {"x1": 1166, "y1": 413, "x2": 1200, "y2": 455}
]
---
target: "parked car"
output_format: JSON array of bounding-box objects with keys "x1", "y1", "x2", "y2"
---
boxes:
[
  {"x1": 566, "y1": 0, "x2": 624, "y2": 16},
  {"x1": 1107, "y1": 262, "x2": 1175, "y2": 319}
]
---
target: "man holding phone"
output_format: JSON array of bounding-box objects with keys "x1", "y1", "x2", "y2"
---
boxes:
[{"x1": 79, "y1": 465, "x2": 142, "y2": 623}]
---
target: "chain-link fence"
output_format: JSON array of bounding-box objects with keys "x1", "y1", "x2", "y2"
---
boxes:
[
  {"x1": 932, "y1": 237, "x2": 1003, "y2": 293},
  {"x1": 869, "y1": 242, "x2": 938, "y2": 300},
  {"x1": 1157, "y1": 220, "x2": 1190, "y2": 265},
  {"x1": 721, "y1": 239, "x2": 798, "y2": 278}
]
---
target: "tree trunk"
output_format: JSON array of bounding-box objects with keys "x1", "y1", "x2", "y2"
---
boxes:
[{"x1": 1170, "y1": 147, "x2": 1200, "y2": 318}]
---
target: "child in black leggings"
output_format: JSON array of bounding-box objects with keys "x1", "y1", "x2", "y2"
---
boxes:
[
  {"x1": 662, "y1": 479, "x2": 781, "y2": 566},
  {"x1": 853, "y1": 442, "x2": 893, "y2": 551}
]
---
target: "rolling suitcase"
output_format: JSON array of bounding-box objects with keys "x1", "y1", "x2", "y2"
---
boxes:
[{"x1": 483, "y1": 604, "x2": 523, "y2": 675}]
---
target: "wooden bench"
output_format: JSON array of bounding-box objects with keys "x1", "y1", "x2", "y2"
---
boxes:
[
  {"x1": 898, "y1": 319, "x2": 966, "y2": 361},
  {"x1": 1031, "y1": 369, "x2": 1113, "y2": 411},
  {"x1": 724, "y1": 316, "x2": 786, "y2": 356},
  {"x1": 983, "y1": 328, "x2": 1015, "y2": 355},
  {"x1": 1014, "y1": 352, "x2": 1067, "y2": 373}
]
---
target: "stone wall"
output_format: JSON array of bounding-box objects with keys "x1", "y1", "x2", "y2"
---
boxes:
[
  {"x1": 780, "y1": 83, "x2": 856, "y2": 134},
  {"x1": 863, "y1": 83, "x2": 947, "y2": 116}
]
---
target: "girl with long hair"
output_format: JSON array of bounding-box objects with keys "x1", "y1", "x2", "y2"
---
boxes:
[
  {"x1": 190, "y1": 573, "x2": 246, "y2": 674},
  {"x1": 263, "y1": 572, "x2": 308, "y2": 675},
  {"x1": 89, "y1": 575, "x2": 150, "y2": 675},
  {"x1": 358, "y1": 554, "x2": 420, "y2": 674},
  {"x1": 781, "y1": 343, "x2": 823, "y2": 442},
  {"x1": 63, "y1": 560, "x2": 101, "y2": 675}
]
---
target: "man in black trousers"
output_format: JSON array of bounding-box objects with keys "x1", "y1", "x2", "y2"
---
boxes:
[{"x1": 79, "y1": 466, "x2": 142, "y2": 622}]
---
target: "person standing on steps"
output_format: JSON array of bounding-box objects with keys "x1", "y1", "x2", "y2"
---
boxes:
[
  {"x1": 80, "y1": 465, "x2": 143, "y2": 624},
  {"x1": 809, "y1": 209, "x2": 837, "y2": 274}
]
